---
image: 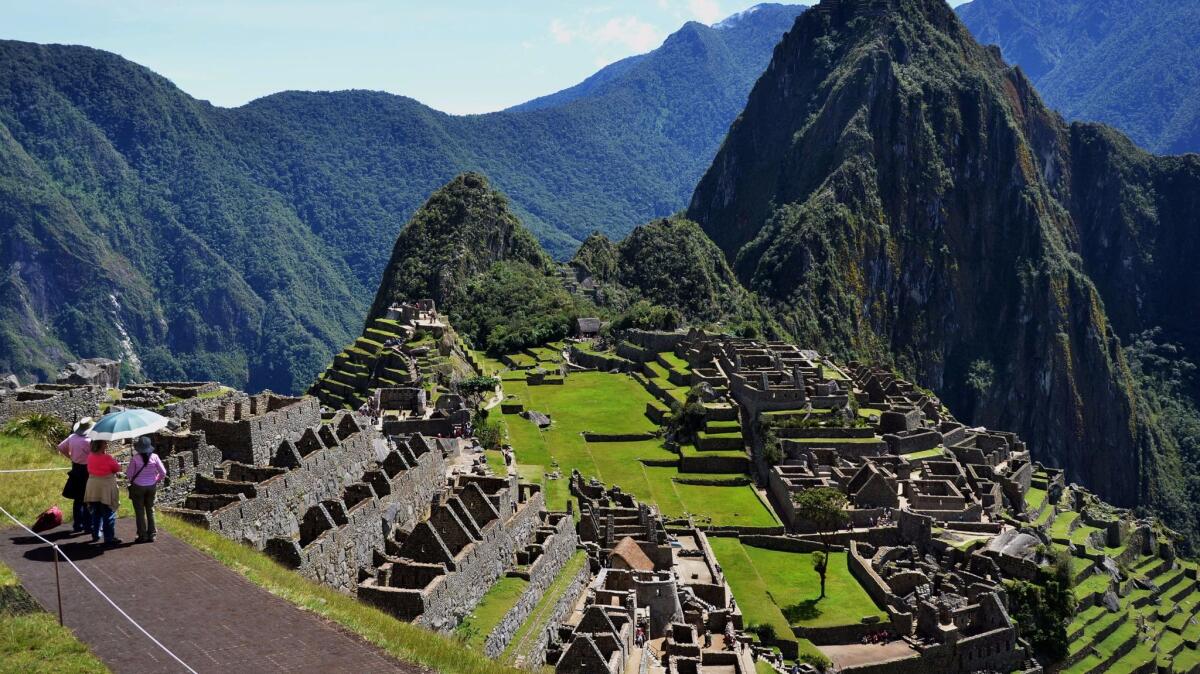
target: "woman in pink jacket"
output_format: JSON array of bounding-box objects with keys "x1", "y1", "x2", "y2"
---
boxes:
[{"x1": 126, "y1": 437, "x2": 167, "y2": 543}]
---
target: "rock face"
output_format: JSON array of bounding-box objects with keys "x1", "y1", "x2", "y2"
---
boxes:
[
  {"x1": 56, "y1": 358, "x2": 121, "y2": 389},
  {"x1": 687, "y1": 0, "x2": 1200, "y2": 516}
]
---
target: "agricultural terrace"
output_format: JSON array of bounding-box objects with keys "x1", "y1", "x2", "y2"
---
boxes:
[
  {"x1": 498, "y1": 369, "x2": 778, "y2": 528},
  {"x1": 709, "y1": 538, "x2": 888, "y2": 661}
]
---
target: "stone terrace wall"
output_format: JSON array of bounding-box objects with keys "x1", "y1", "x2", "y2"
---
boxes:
[
  {"x1": 414, "y1": 490, "x2": 546, "y2": 631},
  {"x1": 482, "y1": 513, "x2": 579, "y2": 657},
  {"x1": 0, "y1": 385, "x2": 102, "y2": 425},
  {"x1": 190, "y1": 394, "x2": 321, "y2": 465},
  {"x1": 626, "y1": 330, "x2": 686, "y2": 353},
  {"x1": 518, "y1": 550, "x2": 592, "y2": 670},
  {"x1": 202, "y1": 427, "x2": 380, "y2": 545}
]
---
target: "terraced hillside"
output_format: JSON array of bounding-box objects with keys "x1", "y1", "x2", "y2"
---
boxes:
[{"x1": 1018, "y1": 471, "x2": 1200, "y2": 674}]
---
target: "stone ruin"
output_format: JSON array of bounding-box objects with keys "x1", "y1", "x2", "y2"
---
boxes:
[
  {"x1": 550, "y1": 472, "x2": 757, "y2": 674},
  {"x1": 0, "y1": 382, "x2": 103, "y2": 426}
]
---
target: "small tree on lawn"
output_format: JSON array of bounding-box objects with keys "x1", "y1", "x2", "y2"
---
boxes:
[
  {"x1": 792, "y1": 487, "x2": 849, "y2": 598},
  {"x1": 457, "y1": 375, "x2": 500, "y2": 408}
]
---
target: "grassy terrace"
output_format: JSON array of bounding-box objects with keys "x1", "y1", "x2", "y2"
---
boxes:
[
  {"x1": 1024, "y1": 486, "x2": 1047, "y2": 512},
  {"x1": 708, "y1": 539, "x2": 886, "y2": 664},
  {"x1": 455, "y1": 576, "x2": 529, "y2": 649},
  {"x1": 499, "y1": 370, "x2": 777, "y2": 528},
  {"x1": 903, "y1": 446, "x2": 944, "y2": 461},
  {"x1": 502, "y1": 550, "x2": 587, "y2": 664}
]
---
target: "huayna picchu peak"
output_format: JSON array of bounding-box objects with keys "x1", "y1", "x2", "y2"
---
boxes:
[
  {"x1": 6, "y1": 2, "x2": 1200, "y2": 674},
  {"x1": 689, "y1": 0, "x2": 1200, "y2": 542}
]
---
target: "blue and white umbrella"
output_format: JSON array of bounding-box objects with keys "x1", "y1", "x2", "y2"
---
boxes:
[{"x1": 86, "y1": 408, "x2": 169, "y2": 441}]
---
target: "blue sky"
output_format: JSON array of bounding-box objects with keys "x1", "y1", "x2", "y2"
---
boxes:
[{"x1": 2, "y1": 1, "x2": 972, "y2": 114}]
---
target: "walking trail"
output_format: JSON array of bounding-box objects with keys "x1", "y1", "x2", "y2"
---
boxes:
[{"x1": 0, "y1": 517, "x2": 423, "y2": 674}]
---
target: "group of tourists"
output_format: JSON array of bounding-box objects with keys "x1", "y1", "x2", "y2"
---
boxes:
[{"x1": 57, "y1": 417, "x2": 166, "y2": 546}]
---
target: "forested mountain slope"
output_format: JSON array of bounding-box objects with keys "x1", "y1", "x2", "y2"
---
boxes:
[
  {"x1": 957, "y1": 0, "x2": 1200, "y2": 154},
  {"x1": 0, "y1": 4, "x2": 804, "y2": 391}
]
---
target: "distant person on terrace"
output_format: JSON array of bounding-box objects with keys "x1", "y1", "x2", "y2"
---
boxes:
[
  {"x1": 57, "y1": 417, "x2": 94, "y2": 534},
  {"x1": 126, "y1": 437, "x2": 166, "y2": 543},
  {"x1": 83, "y1": 440, "x2": 123, "y2": 546}
]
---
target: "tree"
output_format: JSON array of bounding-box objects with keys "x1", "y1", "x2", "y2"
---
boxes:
[
  {"x1": 792, "y1": 487, "x2": 849, "y2": 598},
  {"x1": 457, "y1": 375, "x2": 500, "y2": 407},
  {"x1": 811, "y1": 551, "x2": 829, "y2": 598}
]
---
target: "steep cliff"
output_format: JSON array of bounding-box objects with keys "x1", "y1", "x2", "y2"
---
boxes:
[{"x1": 687, "y1": 0, "x2": 1198, "y2": 517}]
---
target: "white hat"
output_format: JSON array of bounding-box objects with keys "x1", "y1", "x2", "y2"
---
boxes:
[{"x1": 73, "y1": 417, "x2": 94, "y2": 434}]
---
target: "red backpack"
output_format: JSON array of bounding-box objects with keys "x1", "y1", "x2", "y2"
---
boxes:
[{"x1": 31, "y1": 505, "x2": 63, "y2": 533}]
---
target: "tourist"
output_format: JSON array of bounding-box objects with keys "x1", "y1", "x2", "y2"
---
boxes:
[
  {"x1": 126, "y1": 437, "x2": 167, "y2": 543},
  {"x1": 57, "y1": 417, "x2": 93, "y2": 534},
  {"x1": 83, "y1": 440, "x2": 123, "y2": 546}
]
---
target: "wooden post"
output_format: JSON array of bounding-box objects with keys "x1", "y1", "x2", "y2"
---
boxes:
[{"x1": 52, "y1": 545, "x2": 63, "y2": 626}]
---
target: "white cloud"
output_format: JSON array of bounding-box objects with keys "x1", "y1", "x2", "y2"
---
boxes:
[
  {"x1": 688, "y1": 0, "x2": 722, "y2": 24},
  {"x1": 549, "y1": 18, "x2": 575, "y2": 44},
  {"x1": 549, "y1": 14, "x2": 662, "y2": 54},
  {"x1": 591, "y1": 16, "x2": 661, "y2": 52}
]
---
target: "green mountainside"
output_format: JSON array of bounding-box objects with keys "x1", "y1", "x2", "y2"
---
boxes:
[
  {"x1": 0, "y1": 4, "x2": 805, "y2": 391},
  {"x1": 687, "y1": 0, "x2": 1200, "y2": 540},
  {"x1": 957, "y1": 0, "x2": 1200, "y2": 154},
  {"x1": 571, "y1": 218, "x2": 781, "y2": 337}
]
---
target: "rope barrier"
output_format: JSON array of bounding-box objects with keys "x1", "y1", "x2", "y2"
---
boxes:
[
  {"x1": 0, "y1": 467, "x2": 70, "y2": 473},
  {"x1": 0, "y1": 504, "x2": 199, "y2": 674}
]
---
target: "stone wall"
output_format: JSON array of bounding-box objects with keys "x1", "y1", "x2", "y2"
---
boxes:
[
  {"x1": 190, "y1": 394, "x2": 321, "y2": 465},
  {"x1": 625, "y1": 330, "x2": 686, "y2": 353},
  {"x1": 0, "y1": 384, "x2": 102, "y2": 426},
  {"x1": 161, "y1": 389, "x2": 248, "y2": 420},
  {"x1": 146, "y1": 430, "x2": 223, "y2": 506},
  {"x1": 482, "y1": 513, "x2": 579, "y2": 657},
  {"x1": 569, "y1": 347, "x2": 634, "y2": 373}
]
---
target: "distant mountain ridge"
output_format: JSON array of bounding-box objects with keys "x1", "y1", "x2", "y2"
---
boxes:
[
  {"x1": 0, "y1": 4, "x2": 806, "y2": 392},
  {"x1": 957, "y1": 0, "x2": 1200, "y2": 154}
]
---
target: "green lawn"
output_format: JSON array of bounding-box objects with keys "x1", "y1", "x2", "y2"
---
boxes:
[
  {"x1": 715, "y1": 542, "x2": 887, "y2": 628},
  {"x1": 658, "y1": 352, "x2": 690, "y2": 372},
  {"x1": 902, "y1": 447, "x2": 944, "y2": 461},
  {"x1": 706, "y1": 538, "x2": 826, "y2": 665},
  {"x1": 1049, "y1": 511, "x2": 1080, "y2": 540},
  {"x1": 455, "y1": 576, "x2": 530, "y2": 650},
  {"x1": 0, "y1": 434, "x2": 75, "y2": 524},
  {"x1": 498, "y1": 371, "x2": 777, "y2": 528},
  {"x1": 1024, "y1": 486, "x2": 1047, "y2": 511},
  {"x1": 0, "y1": 561, "x2": 108, "y2": 673}
]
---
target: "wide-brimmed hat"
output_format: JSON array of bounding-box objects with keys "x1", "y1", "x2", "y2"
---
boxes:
[
  {"x1": 135, "y1": 436, "x2": 154, "y2": 452},
  {"x1": 73, "y1": 417, "x2": 94, "y2": 434}
]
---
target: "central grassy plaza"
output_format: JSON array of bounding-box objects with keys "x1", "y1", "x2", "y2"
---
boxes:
[{"x1": 497, "y1": 370, "x2": 778, "y2": 528}]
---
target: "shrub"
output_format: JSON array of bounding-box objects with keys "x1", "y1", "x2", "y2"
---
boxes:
[{"x1": 1, "y1": 414, "x2": 69, "y2": 452}]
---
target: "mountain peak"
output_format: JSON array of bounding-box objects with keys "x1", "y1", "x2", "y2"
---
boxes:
[
  {"x1": 687, "y1": 0, "x2": 1155, "y2": 514},
  {"x1": 367, "y1": 172, "x2": 550, "y2": 321}
]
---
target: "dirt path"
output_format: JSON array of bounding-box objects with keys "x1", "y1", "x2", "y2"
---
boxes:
[{"x1": 0, "y1": 518, "x2": 423, "y2": 674}]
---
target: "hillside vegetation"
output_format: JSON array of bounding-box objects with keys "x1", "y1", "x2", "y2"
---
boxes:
[{"x1": 0, "y1": 4, "x2": 805, "y2": 392}]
